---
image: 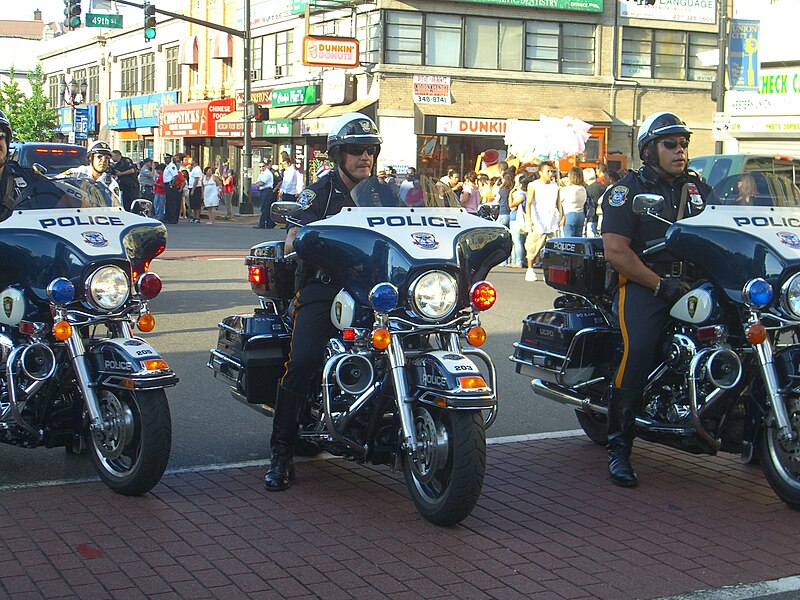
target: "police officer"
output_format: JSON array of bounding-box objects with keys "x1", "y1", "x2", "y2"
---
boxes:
[
  {"x1": 62, "y1": 140, "x2": 122, "y2": 208},
  {"x1": 0, "y1": 110, "x2": 68, "y2": 221},
  {"x1": 601, "y1": 112, "x2": 713, "y2": 487},
  {"x1": 264, "y1": 112, "x2": 400, "y2": 492}
]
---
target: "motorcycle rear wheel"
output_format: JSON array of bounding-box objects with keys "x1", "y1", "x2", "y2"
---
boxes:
[
  {"x1": 575, "y1": 409, "x2": 607, "y2": 445},
  {"x1": 403, "y1": 407, "x2": 486, "y2": 526},
  {"x1": 88, "y1": 388, "x2": 172, "y2": 496},
  {"x1": 758, "y1": 410, "x2": 800, "y2": 510}
]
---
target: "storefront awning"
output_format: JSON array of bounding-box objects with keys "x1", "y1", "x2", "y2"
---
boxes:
[
  {"x1": 268, "y1": 99, "x2": 376, "y2": 122},
  {"x1": 179, "y1": 36, "x2": 198, "y2": 65},
  {"x1": 212, "y1": 32, "x2": 233, "y2": 59}
]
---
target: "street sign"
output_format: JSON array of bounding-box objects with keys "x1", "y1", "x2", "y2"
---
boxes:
[{"x1": 85, "y1": 13, "x2": 123, "y2": 29}]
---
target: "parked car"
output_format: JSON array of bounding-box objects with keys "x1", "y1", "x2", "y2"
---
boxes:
[
  {"x1": 10, "y1": 142, "x2": 87, "y2": 176},
  {"x1": 690, "y1": 154, "x2": 800, "y2": 188},
  {"x1": 710, "y1": 171, "x2": 800, "y2": 207}
]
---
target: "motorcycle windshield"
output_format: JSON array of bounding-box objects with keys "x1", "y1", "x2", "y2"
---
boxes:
[
  {"x1": 668, "y1": 206, "x2": 800, "y2": 302},
  {"x1": 294, "y1": 186, "x2": 511, "y2": 306},
  {"x1": 0, "y1": 177, "x2": 165, "y2": 302}
]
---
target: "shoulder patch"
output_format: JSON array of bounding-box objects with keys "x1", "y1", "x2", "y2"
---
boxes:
[
  {"x1": 608, "y1": 185, "x2": 629, "y2": 207},
  {"x1": 298, "y1": 188, "x2": 316, "y2": 209}
]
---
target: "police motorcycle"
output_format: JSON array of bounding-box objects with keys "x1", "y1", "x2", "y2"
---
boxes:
[
  {"x1": 209, "y1": 175, "x2": 511, "y2": 525},
  {"x1": 0, "y1": 175, "x2": 176, "y2": 495},
  {"x1": 510, "y1": 171, "x2": 800, "y2": 508}
]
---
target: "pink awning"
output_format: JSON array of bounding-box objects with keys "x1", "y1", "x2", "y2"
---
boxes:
[
  {"x1": 178, "y1": 35, "x2": 198, "y2": 65},
  {"x1": 212, "y1": 32, "x2": 233, "y2": 60}
]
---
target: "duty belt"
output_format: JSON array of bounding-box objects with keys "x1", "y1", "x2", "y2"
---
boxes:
[{"x1": 648, "y1": 261, "x2": 685, "y2": 278}]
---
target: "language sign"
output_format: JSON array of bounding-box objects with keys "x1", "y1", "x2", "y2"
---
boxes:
[
  {"x1": 619, "y1": 0, "x2": 715, "y2": 24},
  {"x1": 85, "y1": 13, "x2": 123, "y2": 28},
  {"x1": 458, "y1": 0, "x2": 601, "y2": 11}
]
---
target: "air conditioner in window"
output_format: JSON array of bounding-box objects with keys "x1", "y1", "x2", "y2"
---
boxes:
[
  {"x1": 275, "y1": 66, "x2": 283, "y2": 78},
  {"x1": 250, "y1": 70, "x2": 259, "y2": 81}
]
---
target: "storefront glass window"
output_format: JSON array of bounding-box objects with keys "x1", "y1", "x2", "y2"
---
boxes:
[
  {"x1": 386, "y1": 11, "x2": 422, "y2": 65},
  {"x1": 428, "y1": 14, "x2": 461, "y2": 67}
]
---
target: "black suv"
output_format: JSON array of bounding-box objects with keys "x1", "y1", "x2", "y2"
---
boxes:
[{"x1": 10, "y1": 142, "x2": 87, "y2": 176}]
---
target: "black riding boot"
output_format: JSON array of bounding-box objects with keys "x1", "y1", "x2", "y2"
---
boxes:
[
  {"x1": 607, "y1": 387, "x2": 641, "y2": 487},
  {"x1": 264, "y1": 386, "x2": 303, "y2": 492}
]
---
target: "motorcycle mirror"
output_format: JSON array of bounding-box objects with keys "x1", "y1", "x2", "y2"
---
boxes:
[
  {"x1": 632, "y1": 193, "x2": 665, "y2": 216},
  {"x1": 270, "y1": 201, "x2": 303, "y2": 227},
  {"x1": 32, "y1": 163, "x2": 48, "y2": 176}
]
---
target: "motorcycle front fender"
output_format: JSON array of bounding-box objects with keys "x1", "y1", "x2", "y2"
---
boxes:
[
  {"x1": 88, "y1": 337, "x2": 179, "y2": 390},
  {"x1": 410, "y1": 350, "x2": 496, "y2": 411}
]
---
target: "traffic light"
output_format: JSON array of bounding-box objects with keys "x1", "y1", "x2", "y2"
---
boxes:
[
  {"x1": 63, "y1": 0, "x2": 82, "y2": 30},
  {"x1": 144, "y1": 2, "x2": 157, "y2": 42}
]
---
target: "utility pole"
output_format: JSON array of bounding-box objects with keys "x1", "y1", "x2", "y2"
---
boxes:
[
  {"x1": 715, "y1": 0, "x2": 728, "y2": 154},
  {"x1": 108, "y1": 0, "x2": 254, "y2": 214}
]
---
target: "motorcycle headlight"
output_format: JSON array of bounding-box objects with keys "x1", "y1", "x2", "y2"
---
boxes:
[
  {"x1": 85, "y1": 265, "x2": 130, "y2": 311},
  {"x1": 409, "y1": 270, "x2": 458, "y2": 321},
  {"x1": 781, "y1": 273, "x2": 800, "y2": 319}
]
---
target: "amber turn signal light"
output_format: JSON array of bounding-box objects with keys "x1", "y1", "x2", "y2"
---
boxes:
[
  {"x1": 746, "y1": 323, "x2": 767, "y2": 344},
  {"x1": 137, "y1": 314, "x2": 156, "y2": 332},
  {"x1": 372, "y1": 328, "x2": 391, "y2": 350},
  {"x1": 467, "y1": 326, "x2": 486, "y2": 347},
  {"x1": 52, "y1": 320, "x2": 73, "y2": 341}
]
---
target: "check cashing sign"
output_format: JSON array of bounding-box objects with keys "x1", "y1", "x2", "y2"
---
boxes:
[{"x1": 457, "y1": 0, "x2": 602, "y2": 11}]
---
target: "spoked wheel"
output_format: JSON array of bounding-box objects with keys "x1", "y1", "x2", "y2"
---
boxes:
[
  {"x1": 88, "y1": 388, "x2": 172, "y2": 496},
  {"x1": 575, "y1": 409, "x2": 608, "y2": 445},
  {"x1": 758, "y1": 398, "x2": 800, "y2": 509},
  {"x1": 402, "y1": 407, "x2": 486, "y2": 526}
]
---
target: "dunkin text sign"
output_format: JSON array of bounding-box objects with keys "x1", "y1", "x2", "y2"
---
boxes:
[
  {"x1": 303, "y1": 36, "x2": 359, "y2": 68},
  {"x1": 436, "y1": 117, "x2": 507, "y2": 136}
]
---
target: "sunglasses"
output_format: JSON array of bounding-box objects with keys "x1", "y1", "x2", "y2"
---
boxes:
[
  {"x1": 0, "y1": 132, "x2": 6, "y2": 140},
  {"x1": 342, "y1": 144, "x2": 378, "y2": 156},
  {"x1": 659, "y1": 139, "x2": 689, "y2": 150}
]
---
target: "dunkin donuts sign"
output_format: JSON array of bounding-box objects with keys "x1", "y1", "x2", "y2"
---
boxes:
[{"x1": 435, "y1": 117, "x2": 507, "y2": 136}]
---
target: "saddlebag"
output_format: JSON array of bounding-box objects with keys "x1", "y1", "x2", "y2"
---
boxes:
[
  {"x1": 542, "y1": 237, "x2": 610, "y2": 297},
  {"x1": 208, "y1": 312, "x2": 290, "y2": 407},
  {"x1": 511, "y1": 307, "x2": 621, "y2": 387},
  {"x1": 246, "y1": 240, "x2": 297, "y2": 300}
]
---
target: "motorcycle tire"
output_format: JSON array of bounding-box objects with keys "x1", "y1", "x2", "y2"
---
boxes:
[
  {"x1": 757, "y1": 419, "x2": 800, "y2": 510},
  {"x1": 575, "y1": 410, "x2": 608, "y2": 445},
  {"x1": 88, "y1": 388, "x2": 172, "y2": 496},
  {"x1": 403, "y1": 407, "x2": 486, "y2": 527}
]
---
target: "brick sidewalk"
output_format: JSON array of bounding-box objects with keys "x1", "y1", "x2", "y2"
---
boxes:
[{"x1": 1, "y1": 436, "x2": 798, "y2": 599}]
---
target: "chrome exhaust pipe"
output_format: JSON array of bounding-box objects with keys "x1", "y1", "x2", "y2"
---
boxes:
[{"x1": 530, "y1": 379, "x2": 602, "y2": 413}]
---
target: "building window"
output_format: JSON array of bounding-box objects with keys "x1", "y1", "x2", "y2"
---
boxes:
[
  {"x1": 427, "y1": 14, "x2": 461, "y2": 67},
  {"x1": 141, "y1": 53, "x2": 155, "y2": 94},
  {"x1": 72, "y1": 68, "x2": 87, "y2": 102},
  {"x1": 48, "y1": 75, "x2": 59, "y2": 108},
  {"x1": 622, "y1": 27, "x2": 716, "y2": 81},
  {"x1": 356, "y1": 10, "x2": 380, "y2": 64},
  {"x1": 165, "y1": 46, "x2": 180, "y2": 91},
  {"x1": 251, "y1": 36, "x2": 262, "y2": 80},
  {"x1": 276, "y1": 30, "x2": 294, "y2": 78},
  {"x1": 120, "y1": 56, "x2": 138, "y2": 97},
  {"x1": 88, "y1": 66, "x2": 99, "y2": 102},
  {"x1": 385, "y1": 11, "x2": 422, "y2": 65},
  {"x1": 385, "y1": 11, "x2": 592, "y2": 73}
]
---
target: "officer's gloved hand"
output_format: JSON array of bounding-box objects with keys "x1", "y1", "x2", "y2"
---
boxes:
[{"x1": 656, "y1": 277, "x2": 691, "y2": 305}]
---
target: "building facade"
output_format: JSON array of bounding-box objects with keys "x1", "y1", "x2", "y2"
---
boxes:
[{"x1": 35, "y1": 0, "x2": 725, "y2": 187}]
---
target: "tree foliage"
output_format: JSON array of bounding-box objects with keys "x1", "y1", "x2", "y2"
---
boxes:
[{"x1": 0, "y1": 64, "x2": 57, "y2": 142}]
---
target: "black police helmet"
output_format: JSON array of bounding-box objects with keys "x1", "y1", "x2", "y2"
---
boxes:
[
  {"x1": 637, "y1": 112, "x2": 692, "y2": 161},
  {"x1": 327, "y1": 112, "x2": 382, "y2": 164}
]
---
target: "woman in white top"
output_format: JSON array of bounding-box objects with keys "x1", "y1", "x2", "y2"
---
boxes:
[
  {"x1": 202, "y1": 166, "x2": 222, "y2": 226},
  {"x1": 560, "y1": 166, "x2": 587, "y2": 237}
]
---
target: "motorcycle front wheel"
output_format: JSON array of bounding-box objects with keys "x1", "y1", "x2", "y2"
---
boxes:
[
  {"x1": 403, "y1": 407, "x2": 486, "y2": 526},
  {"x1": 88, "y1": 388, "x2": 172, "y2": 496},
  {"x1": 757, "y1": 402, "x2": 800, "y2": 510}
]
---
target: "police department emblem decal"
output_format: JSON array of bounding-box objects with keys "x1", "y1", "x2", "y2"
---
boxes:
[
  {"x1": 81, "y1": 231, "x2": 108, "y2": 247},
  {"x1": 687, "y1": 296, "x2": 698, "y2": 319},
  {"x1": 778, "y1": 231, "x2": 800, "y2": 249},
  {"x1": 608, "y1": 186, "x2": 628, "y2": 207},
  {"x1": 411, "y1": 232, "x2": 439, "y2": 249},
  {"x1": 2, "y1": 296, "x2": 11, "y2": 318}
]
